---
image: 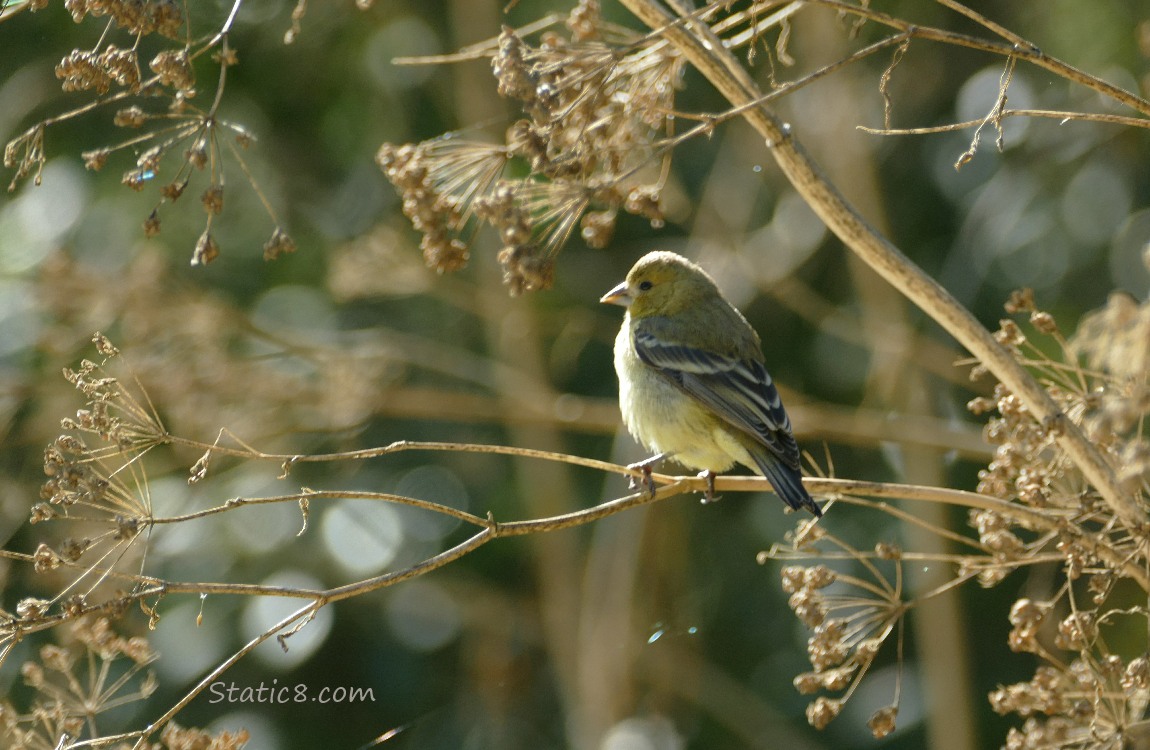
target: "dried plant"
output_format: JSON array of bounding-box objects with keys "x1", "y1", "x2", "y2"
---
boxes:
[
  {"x1": 1, "y1": 332, "x2": 701, "y2": 746},
  {"x1": 6, "y1": 1, "x2": 1150, "y2": 748},
  {"x1": 763, "y1": 286, "x2": 1150, "y2": 743},
  {"x1": 2, "y1": 0, "x2": 301, "y2": 263},
  {"x1": 378, "y1": 0, "x2": 681, "y2": 293},
  {"x1": 377, "y1": 0, "x2": 1150, "y2": 742},
  {"x1": 0, "y1": 616, "x2": 168, "y2": 750},
  {"x1": 8, "y1": 283, "x2": 1147, "y2": 746}
]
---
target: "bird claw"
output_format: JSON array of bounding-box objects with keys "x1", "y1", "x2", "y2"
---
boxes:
[
  {"x1": 698, "y1": 470, "x2": 721, "y2": 504},
  {"x1": 627, "y1": 453, "x2": 666, "y2": 497}
]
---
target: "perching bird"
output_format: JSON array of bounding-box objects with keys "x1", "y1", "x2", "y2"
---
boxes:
[{"x1": 601, "y1": 250, "x2": 821, "y2": 517}]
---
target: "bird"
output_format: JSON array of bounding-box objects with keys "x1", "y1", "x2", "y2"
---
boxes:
[{"x1": 600, "y1": 250, "x2": 821, "y2": 517}]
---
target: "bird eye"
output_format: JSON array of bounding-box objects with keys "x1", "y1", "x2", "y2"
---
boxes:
[{"x1": 638, "y1": 280, "x2": 653, "y2": 291}]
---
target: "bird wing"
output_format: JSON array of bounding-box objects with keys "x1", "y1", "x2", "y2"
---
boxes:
[{"x1": 632, "y1": 318, "x2": 801, "y2": 469}]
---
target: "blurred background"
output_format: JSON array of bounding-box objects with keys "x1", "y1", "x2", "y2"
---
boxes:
[{"x1": 1, "y1": 1, "x2": 1149, "y2": 748}]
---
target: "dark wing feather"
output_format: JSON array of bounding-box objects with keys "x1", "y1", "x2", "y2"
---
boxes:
[{"x1": 632, "y1": 319, "x2": 801, "y2": 470}]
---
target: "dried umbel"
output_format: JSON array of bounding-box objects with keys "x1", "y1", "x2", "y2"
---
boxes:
[
  {"x1": 968, "y1": 294, "x2": 1150, "y2": 744},
  {"x1": 150, "y1": 48, "x2": 194, "y2": 91},
  {"x1": 63, "y1": 0, "x2": 185, "y2": 38},
  {"x1": 1007, "y1": 598, "x2": 1049, "y2": 653},
  {"x1": 159, "y1": 723, "x2": 251, "y2": 750},
  {"x1": 23, "y1": 336, "x2": 162, "y2": 627},
  {"x1": 377, "y1": 140, "x2": 492, "y2": 273},
  {"x1": 0, "y1": 617, "x2": 162, "y2": 749},
  {"x1": 6, "y1": 2, "x2": 292, "y2": 263},
  {"x1": 1072, "y1": 292, "x2": 1150, "y2": 382},
  {"x1": 988, "y1": 650, "x2": 1150, "y2": 749},
  {"x1": 771, "y1": 289, "x2": 1150, "y2": 742},
  {"x1": 54, "y1": 44, "x2": 143, "y2": 94},
  {"x1": 978, "y1": 291, "x2": 1149, "y2": 513},
  {"x1": 774, "y1": 544, "x2": 905, "y2": 732},
  {"x1": 379, "y1": 1, "x2": 681, "y2": 292}
]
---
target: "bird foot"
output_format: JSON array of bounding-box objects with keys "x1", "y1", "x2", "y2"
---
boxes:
[
  {"x1": 698, "y1": 470, "x2": 721, "y2": 504},
  {"x1": 627, "y1": 453, "x2": 668, "y2": 497}
]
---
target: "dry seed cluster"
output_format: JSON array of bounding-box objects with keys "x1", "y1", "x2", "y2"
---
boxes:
[
  {"x1": 781, "y1": 560, "x2": 903, "y2": 738},
  {"x1": 0, "y1": 617, "x2": 170, "y2": 750},
  {"x1": 5, "y1": 1, "x2": 294, "y2": 264},
  {"x1": 379, "y1": 0, "x2": 681, "y2": 293},
  {"x1": 778, "y1": 287, "x2": 1150, "y2": 743},
  {"x1": 63, "y1": 0, "x2": 184, "y2": 38}
]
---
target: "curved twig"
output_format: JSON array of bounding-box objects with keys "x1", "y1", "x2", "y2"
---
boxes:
[
  {"x1": 859, "y1": 108, "x2": 1150, "y2": 136},
  {"x1": 800, "y1": 0, "x2": 1150, "y2": 118}
]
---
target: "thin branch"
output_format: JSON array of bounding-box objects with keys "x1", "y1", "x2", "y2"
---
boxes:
[
  {"x1": 797, "y1": 477, "x2": 1150, "y2": 590},
  {"x1": 713, "y1": 0, "x2": 802, "y2": 51},
  {"x1": 799, "y1": 0, "x2": 1150, "y2": 118},
  {"x1": 175, "y1": 436, "x2": 652, "y2": 483},
  {"x1": 124, "y1": 599, "x2": 321, "y2": 750},
  {"x1": 859, "y1": 108, "x2": 1150, "y2": 136},
  {"x1": 152, "y1": 489, "x2": 489, "y2": 527},
  {"x1": 204, "y1": 0, "x2": 244, "y2": 49},
  {"x1": 932, "y1": 0, "x2": 1032, "y2": 50},
  {"x1": 160, "y1": 473, "x2": 1150, "y2": 596}
]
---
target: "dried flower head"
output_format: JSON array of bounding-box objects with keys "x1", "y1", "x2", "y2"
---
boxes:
[
  {"x1": 773, "y1": 289, "x2": 1150, "y2": 742},
  {"x1": 263, "y1": 227, "x2": 297, "y2": 260},
  {"x1": 1053, "y1": 611, "x2": 1097, "y2": 651},
  {"x1": 806, "y1": 696, "x2": 841, "y2": 730},
  {"x1": 380, "y1": 16, "x2": 682, "y2": 292},
  {"x1": 867, "y1": 706, "x2": 898, "y2": 738},
  {"x1": 1072, "y1": 292, "x2": 1150, "y2": 381},
  {"x1": 201, "y1": 184, "x2": 224, "y2": 215},
  {"x1": 192, "y1": 229, "x2": 220, "y2": 265},
  {"x1": 16, "y1": 340, "x2": 168, "y2": 635},
  {"x1": 56, "y1": 49, "x2": 114, "y2": 94},
  {"x1": 150, "y1": 49, "x2": 194, "y2": 91},
  {"x1": 2, "y1": 617, "x2": 159, "y2": 747},
  {"x1": 5, "y1": 4, "x2": 287, "y2": 263},
  {"x1": 64, "y1": 0, "x2": 185, "y2": 37},
  {"x1": 160, "y1": 722, "x2": 251, "y2": 749}
]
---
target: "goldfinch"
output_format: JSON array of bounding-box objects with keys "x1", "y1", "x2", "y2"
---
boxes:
[{"x1": 601, "y1": 250, "x2": 821, "y2": 516}]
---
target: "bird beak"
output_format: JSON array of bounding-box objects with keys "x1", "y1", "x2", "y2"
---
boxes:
[{"x1": 599, "y1": 281, "x2": 632, "y2": 307}]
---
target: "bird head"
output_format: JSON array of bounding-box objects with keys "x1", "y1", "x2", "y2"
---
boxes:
[{"x1": 600, "y1": 251, "x2": 719, "y2": 318}]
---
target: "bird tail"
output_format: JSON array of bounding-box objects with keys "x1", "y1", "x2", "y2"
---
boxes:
[{"x1": 748, "y1": 449, "x2": 822, "y2": 517}]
